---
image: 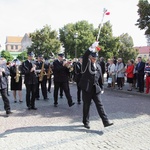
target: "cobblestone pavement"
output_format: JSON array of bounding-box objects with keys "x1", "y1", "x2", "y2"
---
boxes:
[{"x1": 0, "y1": 82, "x2": 150, "y2": 150}]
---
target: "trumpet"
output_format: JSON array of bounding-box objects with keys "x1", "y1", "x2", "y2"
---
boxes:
[{"x1": 63, "y1": 60, "x2": 74, "y2": 72}]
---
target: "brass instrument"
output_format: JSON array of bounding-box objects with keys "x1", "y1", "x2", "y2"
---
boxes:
[
  {"x1": 47, "y1": 65, "x2": 53, "y2": 79},
  {"x1": 39, "y1": 61, "x2": 46, "y2": 81},
  {"x1": 15, "y1": 65, "x2": 20, "y2": 83},
  {"x1": 64, "y1": 60, "x2": 74, "y2": 72}
]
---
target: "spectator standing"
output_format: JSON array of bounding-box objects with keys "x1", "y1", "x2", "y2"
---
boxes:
[
  {"x1": 144, "y1": 59, "x2": 150, "y2": 94},
  {"x1": 125, "y1": 59, "x2": 134, "y2": 91},
  {"x1": 135, "y1": 57, "x2": 145, "y2": 93},
  {"x1": 115, "y1": 58, "x2": 125, "y2": 90},
  {"x1": 108, "y1": 59, "x2": 116, "y2": 89}
]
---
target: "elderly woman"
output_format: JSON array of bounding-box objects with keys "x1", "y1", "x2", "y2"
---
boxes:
[
  {"x1": 115, "y1": 58, "x2": 125, "y2": 90},
  {"x1": 108, "y1": 59, "x2": 116, "y2": 89}
]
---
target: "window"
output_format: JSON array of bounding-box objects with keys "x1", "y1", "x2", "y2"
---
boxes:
[
  {"x1": 11, "y1": 45, "x2": 13, "y2": 49},
  {"x1": 15, "y1": 45, "x2": 18, "y2": 49}
]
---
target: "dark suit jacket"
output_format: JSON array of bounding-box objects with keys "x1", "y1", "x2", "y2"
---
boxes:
[
  {"x1": 53, "y1": 59, "x2": 70, "y2": 82},
  {"x1": 135, "y1": 61, "x2": 145, "y2": 75},
  {"x1": 79, "y1": 49, "x2": 103, "y2": 93},
  {"x1": 22, "y1": 60, "x2": 38, "y2": 84}
]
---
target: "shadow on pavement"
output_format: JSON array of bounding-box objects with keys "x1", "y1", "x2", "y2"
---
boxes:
[{"x1": 0, "y1": 125, "x2": 103, "y2": 138}]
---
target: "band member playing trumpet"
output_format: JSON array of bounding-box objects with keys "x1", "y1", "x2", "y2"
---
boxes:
[
  {"x1": 53, "y1": 53, "x2": 75, "y2": 107},
  {"x1": 22, "y1": 51, "x2": 38, "y2": 110},
  {"x1": 35, "y1": 54, "x2": 49, "y2": 100},
  {"x1": 10, "y1": 59, "x2": 23, "y2": 103}
]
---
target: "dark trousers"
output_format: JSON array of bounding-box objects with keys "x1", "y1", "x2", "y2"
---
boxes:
[
  {"x1": 137, "y1": 74, "x2": 144, "y2": 92},
  {"x1": 117, "y1": 77, "x2": 123, "y2": 88},
  {"x1": 82, "y1": 87, "x2": 109, "y2": 125},
  {"x1": 54, "y1": 81, "x2": 73, "y2": 106},
  {"x1": 59, "y1": 85, "x2": 63, "y2": 97},
  {"x1": 76, "y1": 81, "x2": 81, "y2": 102},
  {"x1": 0, "y1": 88, "x2": 11, "y2": 112},
  {"x1": 36, "y1": 78, "x2": 48, "y2": 99},
  {"x1": 25, "y1": 84, "x2": 37, "y2": 108},
  {"x1": 47, "y1": 76, "x2": 52, "y2": 92}
]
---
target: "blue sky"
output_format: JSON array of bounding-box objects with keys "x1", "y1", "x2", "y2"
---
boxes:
[{"x1": 0, "y1": 0, "x2": 149, "y2": 49}]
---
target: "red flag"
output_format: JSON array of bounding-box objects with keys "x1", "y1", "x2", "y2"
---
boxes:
[
  {"x1": 105, "y1": 12, "x2": 110, "y2": 15},
  {"x1": 96, "y1": 46, "x2": 101, "y2": 51}
]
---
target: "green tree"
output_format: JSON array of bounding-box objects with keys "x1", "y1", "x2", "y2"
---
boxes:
[
  {"x1": 97, "y1": 21, "x2": 119, "y2": 60},
  {"x1": 136, "y1": 0, "x2": 150, "y2": 43},
  {"x1": 27, "y1": 25, "x2": 61, "y2": 58},
  {"x1": 17, "y1": 51, "x2": 27, "y2": 62},
  {"x1": 118, "y1": 33, "x2": 138, "y2": 63},
  {"x1": 1, "y1": 50, "x2": 14, "y2": 62},
  {"x1": 59, "y1": 20, "x2": 96, "y2": 58}
]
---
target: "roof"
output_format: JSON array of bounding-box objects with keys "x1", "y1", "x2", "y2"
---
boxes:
[
  {"x1": 134, "y1": 46, "x2": 150, "y2": 54},
  {"x1": 6, "y1": 36, "x2": 23, "y2": 43}
]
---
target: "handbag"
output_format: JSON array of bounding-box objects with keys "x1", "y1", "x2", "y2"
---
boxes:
[{"x1": 108, "y1": 77, "x2": 112, "y2": 84}]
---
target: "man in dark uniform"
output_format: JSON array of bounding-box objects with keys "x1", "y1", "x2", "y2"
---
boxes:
[
  {"x1": 53, "y1": 53, "x2": 75, "y2": 107},
  {"x1": 135, "y1": 56, "x2": 145, "y2": 93},
  {"x1": 35, "y1": 55, "x2": 48, "y2": 100},
  {"x1": 22, "y1": 52, "x2": 38, "y2": 110},
  {"x1": 73, "y1": 56, "x2": 82, "y2": 104},
  {"x1": 0, "y1": 57, "x2": 12, "y2": 115},
  {"x1": 79, "y1": 42, "x2": 113, "y2": 129}
]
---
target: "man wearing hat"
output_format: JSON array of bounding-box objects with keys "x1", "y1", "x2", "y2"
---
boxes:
[
  {"x1": 35, "y1": 54, "x2": 49, "y2": 100},
  {"x1": 78, "y1": 42, "x2": 113, "y2": 129},
  {"x1": 0, "y1": 57, "x2": 12, "y2": 115},
  {"x1": 52, "y1": 53, "x2": 75, "y2": 107},
  {"x1": 22, "y1": 51, "x2": 38, "y2": 110}
]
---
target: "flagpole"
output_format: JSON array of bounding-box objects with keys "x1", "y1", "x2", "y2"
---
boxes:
[{"x1": 96, "y1": 8, "x2": 107, "y2": 41}]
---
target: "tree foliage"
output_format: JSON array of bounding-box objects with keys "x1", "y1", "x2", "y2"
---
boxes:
[
  {"x1": 136, "y1": 0, "x2": 150, "y2": 35},
  {"x1": 17, "y1": 51, "x2": 27, "y2": 62},
  {"x1": 1, "y1": 50, "x2": 14, "y2": 62},
  {"x1": 97, "y1": 21, "x2": 119, "y2": 60},
  {"x1": 59, "y1": 20, "x2": 95, "y2": 58},
  {"x1": 118, "y1": 33, "x2": 138, "y2": 63},
  {"x1": 27, "y1": 25, "x2": 61, "y2": 58}
]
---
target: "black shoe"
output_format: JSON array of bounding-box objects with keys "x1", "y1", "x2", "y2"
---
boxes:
[
  {"x1": 54, "y1": 104, "x2": 58, "y2": 107},
  {"x1": 28, "y1": 107, "x2": 31, "y2": 110},
  {"x1": 36, "y1": 98, "x2": 40, "y2": 100},
  {"x1": 44, "y1": 97, "x2": 49, "y2": 100},
  {"x1": 60, "y1": 96, "x2": 63, "y2": 99},
  {"x1": 69, "y1": 102, "x2": 75, "y2": 107},
  {"x1": 84, "y1": 124, "x2": 90, "y2": 129},
  {"x1": 14, "y1": 100, "x2": 17, "y2": 103},
  {"x1": 6, "y1": 111, "x2": 13, "y2": 115},
  {"x1": 104, "y1": 122, "x2": 113, "y2": 127},
  {"x1": 78, "y1": 101, "x2": 81, "y2": 104},
  {"x1": 19, "y1": 100, "x2": 23, "y2": 103},
  {"x1": 7, "y1": 93, "x2": 10, "y2": 96},
  {"x1": 31, "y1": 107, "x2": 37, "y2": 110}
]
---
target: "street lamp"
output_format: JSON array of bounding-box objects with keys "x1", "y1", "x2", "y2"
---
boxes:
[{"x1": 74, "y1": 32, "x2": 78, "y2": 59}]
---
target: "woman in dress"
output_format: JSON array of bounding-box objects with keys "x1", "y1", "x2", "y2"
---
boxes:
[{"x1": 10, "y1": 59, "x2": 23, "y2": 103}]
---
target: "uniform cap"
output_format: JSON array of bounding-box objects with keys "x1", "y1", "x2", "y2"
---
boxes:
[
  {"x1": 27, "y1": 51, "x2": 34, "y2": 57},
  {"x1": 58, "y1": 53, "x2": 64, "y2": 58},
  {"x1": 90, "y1": 52, "x2": 98, "y2": 58}
]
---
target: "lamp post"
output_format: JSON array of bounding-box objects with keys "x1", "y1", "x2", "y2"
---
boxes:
[{"x1": 74, "y1": 32, "x2": 78, "y2": 59}]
